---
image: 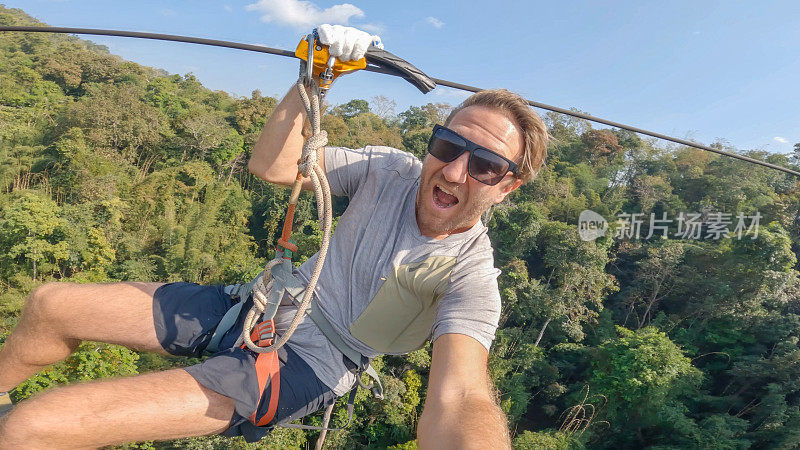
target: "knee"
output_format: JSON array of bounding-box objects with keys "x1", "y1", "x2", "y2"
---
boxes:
[
  {"x1": 21, "y1": 284, "x2": 85, "y2": 347},
  {"x1": 0, "y1": 387, "x2": 98, "y2": 449},
  {"x1": 0, "y1": 399, "x2": 51, "y2": 448},
  {"x1": 0, "y1": 407, "x2": 28, "y2": 448},
  {"x1": 24, "y1": 283, "x2": 70, "y2": 325}
]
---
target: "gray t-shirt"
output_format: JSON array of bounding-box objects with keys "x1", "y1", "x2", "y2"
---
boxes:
[{"x1": 273, "y1": 145, "x2": 502, "y2": 395}]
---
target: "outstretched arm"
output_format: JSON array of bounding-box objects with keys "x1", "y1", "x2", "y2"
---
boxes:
[
  {"x1": 248, "y1": 24, "x2": 381, "y2": 189},
  {"x1": 417, "y1": 333, "x2": 511, "y2": 449},
  {"x1": 247, "y1": 83, "x2": 323, "y2": 190}
]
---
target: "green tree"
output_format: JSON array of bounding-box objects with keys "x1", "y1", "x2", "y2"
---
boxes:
[
  {"x1": 335, "y1": 99, "x2": 369, "y2": 119},
  {"x1": 0, "y1": 191, "x2": 69, "y2": 280},
  {"x1": 513, "y1": 429, "x2": 583, "y2": 449},
  {"x1": 527, "y1": 221, "x2": 618, "y2": 344},
  {"x1": 12, "y1": 343, "x2": 139, "y2": 403},
  {"x1": 588, "y1": 326, "x2": 703, "y2": 448},
  {"x1": 67, "y1": 83, "x2": 168, "y2": 163}
]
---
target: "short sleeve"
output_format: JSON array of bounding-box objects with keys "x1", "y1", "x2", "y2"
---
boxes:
[
  {"x1": 325, "y1": 146, "x2": 422, "y2": 198},
  {"x1": 431, "y1": 245, "x2": 502, "y2": 352},
  {"x1": 324, "y1": 146, "x2": 371, "y2": 198}
]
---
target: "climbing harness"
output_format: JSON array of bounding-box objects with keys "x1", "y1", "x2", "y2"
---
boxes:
[
  {"x1": 203, "y1": 30, "x2": 386, "y2": 448},
  {"x1": 1, "y1": 25, "x2": 796, "y2": 176}
]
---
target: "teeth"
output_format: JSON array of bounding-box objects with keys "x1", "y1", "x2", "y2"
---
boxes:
[{"x1": 437, "y1": 185, "x2": 456, "y2": 197}]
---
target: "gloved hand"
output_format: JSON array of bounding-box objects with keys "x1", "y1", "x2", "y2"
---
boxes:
[{"x1": 317, "y1": 24, "x2": 383, "y2": 61}]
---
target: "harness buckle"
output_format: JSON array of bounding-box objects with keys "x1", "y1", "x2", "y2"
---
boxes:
[{"x1": 249, "y1": 319, "x2": 276, "y2": 348}]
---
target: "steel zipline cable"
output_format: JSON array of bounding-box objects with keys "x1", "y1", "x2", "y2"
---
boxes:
[{"x1": 1, "y1": 25, "x2": 798, "y2": 177}]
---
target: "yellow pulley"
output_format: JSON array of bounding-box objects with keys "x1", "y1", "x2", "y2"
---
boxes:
[{"x1": 294, "y1": 31, "x2": 367, "y2": 92}]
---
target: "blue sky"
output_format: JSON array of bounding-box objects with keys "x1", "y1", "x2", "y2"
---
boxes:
[{"x1": 6, "y1": 0, "x2": 800, "y2": 153}]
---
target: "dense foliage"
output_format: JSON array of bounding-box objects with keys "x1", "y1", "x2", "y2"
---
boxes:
[{"x1": 2, "y1": 6, "x2": 800, "y2": 449}]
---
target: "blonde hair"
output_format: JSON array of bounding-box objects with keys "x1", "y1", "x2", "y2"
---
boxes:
[{"x1": 445, "y1": 89, "x2": 548, "y2": 182}]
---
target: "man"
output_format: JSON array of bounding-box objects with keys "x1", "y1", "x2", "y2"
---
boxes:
[{"x1": 0, "y1": 25, "x2": 547, "y2": 449}]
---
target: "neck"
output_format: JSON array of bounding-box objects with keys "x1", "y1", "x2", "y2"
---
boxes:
[{"x1": 415, "y1": 208, "x2": 478, "y2": 240}]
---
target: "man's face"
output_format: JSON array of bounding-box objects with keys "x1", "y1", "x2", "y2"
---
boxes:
[{"x1": 416, "y1": 106, "x2": 524, "y2": 239}]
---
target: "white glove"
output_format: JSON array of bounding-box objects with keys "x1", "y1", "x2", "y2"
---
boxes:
[{"x1": 317, "y1": 24, "x2": 383, "y2": 61}]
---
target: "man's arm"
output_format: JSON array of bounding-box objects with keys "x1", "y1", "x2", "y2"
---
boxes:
[
  {"x1": 247, "y1": 84, "x2": 324, "y2": 190},
  {"x1": 247, "y1": 24, "x2": 380, "y2": 189},
  {"x1": 418, "y1": 333, "x2": 511, "y2": 449}
]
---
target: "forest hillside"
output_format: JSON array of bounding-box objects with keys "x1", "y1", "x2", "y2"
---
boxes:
[{"x1": 1, "y1": 5, "x2": 800, "y2": 449}]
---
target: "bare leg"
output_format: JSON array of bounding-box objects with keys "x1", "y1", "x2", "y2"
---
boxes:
[
  {"x1": 0, "y1": 369, "x2": 235, "y2": 449},
  {"x1": 0, "y1": 282, "x2": 168, "y2": 392}
]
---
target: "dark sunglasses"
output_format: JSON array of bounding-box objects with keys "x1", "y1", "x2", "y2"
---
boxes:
[{"x1": 427, "y1": 124, "x2": 518, "y2": 186}]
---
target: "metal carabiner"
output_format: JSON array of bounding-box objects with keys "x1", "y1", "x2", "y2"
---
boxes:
[{"x1": 304, "y1": 29, "x2": 315, "y2": 85}]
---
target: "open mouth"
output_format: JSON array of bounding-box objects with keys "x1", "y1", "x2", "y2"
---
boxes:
[{"x1": 432, "y1": 184, "x2": 459, "y2": 209}]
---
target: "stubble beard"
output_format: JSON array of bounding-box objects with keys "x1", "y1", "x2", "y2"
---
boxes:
[{"x1": 415, "y1": 175, "x2": 494, "y2": 238}]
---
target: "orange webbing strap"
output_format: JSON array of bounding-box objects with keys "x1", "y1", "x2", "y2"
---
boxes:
[
  {"x1": 276, "y1": 173, "x2": 303, "y2": 254},
  {"x1": 276, "y1": 203, "x2": 298, "y2": 253},
  {"x1": 243, "y1": 319, "x2": 282, "y2": 427},
  {"x1": 251, "y1": 351, "x2": 281, "y2": 426}
]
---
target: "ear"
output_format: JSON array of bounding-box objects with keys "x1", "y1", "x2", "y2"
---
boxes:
[{"x1": 492, "y1": 177, "x2": 523, "y2": 204}]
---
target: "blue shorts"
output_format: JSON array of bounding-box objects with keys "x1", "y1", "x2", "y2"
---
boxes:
[{"x1": 152, "y1": 282, "x2": 337, "y2": 442}]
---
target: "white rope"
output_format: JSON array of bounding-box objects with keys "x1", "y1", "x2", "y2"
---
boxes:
[
  {"x1": 239, "y1": 76, "x2": 333, "y2": 354},
  {"x1": 239, "y1": 55, "x2": 339, "y2": 449}
]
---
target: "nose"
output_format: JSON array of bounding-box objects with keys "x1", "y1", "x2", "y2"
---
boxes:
[{"x1": 441, "y1": 152, "x2": 469, "y2": 184}]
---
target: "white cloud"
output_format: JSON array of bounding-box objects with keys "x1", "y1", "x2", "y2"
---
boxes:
[
  {"x1": 246, "y1": 0, "x2": 367, "y2": 29},
  {"x1": 432, "y1": 86, "x2": 470, "y2": 100},
  {"x1": 425, "y1": 16, "x2": 445, "y2": 29},
  {"x1": 774, "y1": 136, "x2": 789, "y2": 144},
  {"x1": 359, "y1": 23, "x2": 384, "y2": 34},
  {"x1": 223, "y1": 4, "x2": 233, "y2": 12}
]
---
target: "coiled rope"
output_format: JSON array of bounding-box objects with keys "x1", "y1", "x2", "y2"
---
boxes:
[{"x1": 238, "y1": 72, "x2": 333, "y2": 355}]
